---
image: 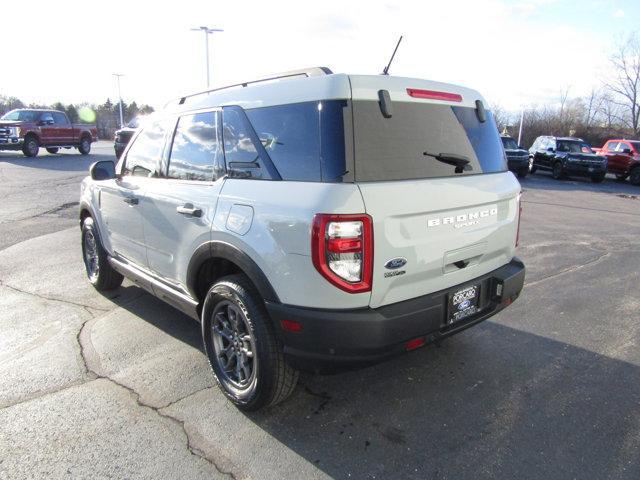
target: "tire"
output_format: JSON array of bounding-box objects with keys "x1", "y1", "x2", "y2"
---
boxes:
[
  {"x1": 615, "y1": 174, "x2": 628, "y2": 182},
  {"x1": 81, "y1": 216, "x2": 123, "y2": 291},
  {"x1": 22, "y1": 135, "x2": 39, "y2": 157},
  {"x1": 46, "y1": 147, "x2": 59, "y2": 154},
  {"x1": 591, "y1": 173, "x2": 605, "y2": 183},
  {"x1": 630, "y1": 167, "x2": 640, "y2": 186},
  {"x1": 517, "y1": 167, "x2": 528, "y2": 179},
  {"x1": 78, "y1": 136, "x2": 91, "y2": 155},
  {"x1": 552, "y1": 162, "x2": 564, "y2": 180},
  {"x1": 201, "y1": 274, "x2": 298, "y2": 411}
]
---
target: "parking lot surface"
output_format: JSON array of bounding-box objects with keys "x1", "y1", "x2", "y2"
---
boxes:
[{"x1": 1, "y1": 144, "x2": 639, "y2": 479}]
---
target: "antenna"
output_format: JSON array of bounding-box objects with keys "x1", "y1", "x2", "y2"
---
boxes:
[{"x1": 382, "y1": 35, "x2": 403, "y2": 75}]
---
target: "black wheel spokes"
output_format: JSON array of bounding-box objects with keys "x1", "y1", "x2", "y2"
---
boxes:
[{"x1": 212, "y1": 302, "x2": 255, "y2": 387}]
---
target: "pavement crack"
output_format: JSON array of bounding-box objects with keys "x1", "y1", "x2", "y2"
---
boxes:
[
  {"x1": 0, "y1": 279, "x2": 110, "y2": 312},
  {"x1": 525, "y1": 250, "x2": 611, "y2": 287},
  {"x1": 76, "y1": 317, "x2": 238, "y2": 479}
]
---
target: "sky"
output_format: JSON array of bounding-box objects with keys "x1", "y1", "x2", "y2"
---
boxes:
[{"x1": 3, "y1": 0, "x2": 639, "y2": 113}]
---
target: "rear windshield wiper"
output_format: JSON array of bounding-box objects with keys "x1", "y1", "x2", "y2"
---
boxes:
[{"x1": 423, "y1": 151, "x2": 472, "y2": 173}]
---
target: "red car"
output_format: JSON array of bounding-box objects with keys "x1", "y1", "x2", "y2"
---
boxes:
[
  {"x1": 597, "y1": 139, "x2": 640, "y2": 185},
  {"x1": 0, "y1": 109, "x2": 98, "y2": 157}
]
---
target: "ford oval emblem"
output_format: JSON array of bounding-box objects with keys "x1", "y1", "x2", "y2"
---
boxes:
[{"x1": 384, "y1": 257, "x2": 407, "y2": 270}]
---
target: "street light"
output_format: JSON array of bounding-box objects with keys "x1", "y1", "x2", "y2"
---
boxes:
[
  {"x1": 517, "y1": 107, "x2": 525, "y2": 146},
  {"x1": 190, "y1": 26, "x2": 223, "y2": 88},
  {"x1": 112, "y1": 73, "x2": 125, "y2": 128}
]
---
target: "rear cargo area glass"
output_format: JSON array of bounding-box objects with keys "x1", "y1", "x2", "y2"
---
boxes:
[{"x1": 352, "y1": 101, "x2": 506, "y2": 182}]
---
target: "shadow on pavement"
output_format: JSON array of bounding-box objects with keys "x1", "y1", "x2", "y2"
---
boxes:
[
  {"x1": 0, "y1": 152, "x2": 114, "y2": 172},
  {"x1": 107, "y1": 283, "x2": 640, "y2": 479},
  {"x1": 521, "y1": 171, "x2": 640, "y2": 196}
]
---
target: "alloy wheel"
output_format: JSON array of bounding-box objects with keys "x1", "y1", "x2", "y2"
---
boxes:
[
  {"x1": 211, "y1": 301, "x2": 256, "y2": 389},
  {"x1": 83, "y1": 230, "x2": 100, "y2": 281}
]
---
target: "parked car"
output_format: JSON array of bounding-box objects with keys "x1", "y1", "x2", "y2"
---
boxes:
[
  {"x1": 80, "y1": 67, "x2": 525, "y2": 410},
  {"x1": 596, "y1": 139, "x2": 640, "y2": 185},
  {"x1": 529, "y1": 136, "x2": 606, "y2": 182},
  {"x1": 0, "y1": 109, "x2": 97, "y2": 157},
  {"x1": 500, "y1": 135, "x2": 530, "y2": 178},
  {"x1": 114, "y1": 116, "x2": 145, "y2": 159}
]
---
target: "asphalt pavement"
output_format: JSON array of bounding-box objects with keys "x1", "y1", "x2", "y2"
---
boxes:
[{"x1": 0, "y1": 143, "x2": 639, "y2": 479}]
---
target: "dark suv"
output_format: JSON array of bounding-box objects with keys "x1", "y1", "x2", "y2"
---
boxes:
[
  {"x1": 529, "y1": 136, "x2": 607, "y2": 182},
  {"x1": 500, "y1": 135, "x2": 530, "y2": 178}
]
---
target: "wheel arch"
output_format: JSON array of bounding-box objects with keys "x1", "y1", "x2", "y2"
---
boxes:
[{"x1": 187, "y1": 241, "x2": 280, "y2": 307}]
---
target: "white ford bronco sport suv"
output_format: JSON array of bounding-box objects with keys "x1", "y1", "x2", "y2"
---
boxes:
[{"x1": 80, "y1": 67, "x2": 525, "y2": 411}]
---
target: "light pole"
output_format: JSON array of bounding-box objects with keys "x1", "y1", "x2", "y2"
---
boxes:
[
  {"x1": 517, "y1": 107, "x2": 525, "y2": 146},
  {"x1": 190, "y1": 26, "x2": 223, "y2": 88},
  {"x1": 112, "y1": 73, "x2": 125, "y2": 128}
]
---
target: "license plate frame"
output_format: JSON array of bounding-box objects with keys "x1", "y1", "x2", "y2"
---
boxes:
[{"x1": 448, "y1": 284, "x2": 480, "y2": 324}]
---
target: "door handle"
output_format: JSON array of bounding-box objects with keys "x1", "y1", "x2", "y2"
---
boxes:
[
  {"x1": 123, "y1": 196, "x2": 139, "y2": 205},
  {"x1": 176, "y1": 204, "x2": 202, "y2": 218}
]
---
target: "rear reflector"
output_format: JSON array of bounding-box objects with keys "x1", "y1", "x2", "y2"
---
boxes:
[
  {"x1": 281, "y1": 319, "x2": 302, "y2": 333},
  {"x1": 407, "y1": 88, "x2": 463, "y2": 102},
  {"x1": 405, "y1": 337, "x2": 426, "y2": 351}
]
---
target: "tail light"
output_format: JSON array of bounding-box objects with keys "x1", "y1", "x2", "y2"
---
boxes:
[
  {"x1": 515, "y1": 193, "x2": 522, "y2": 247},
  {"x1": 312, "y1": 214, "x2": 373, "y2": 293}
]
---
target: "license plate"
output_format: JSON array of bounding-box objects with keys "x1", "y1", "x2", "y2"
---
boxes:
[{"x1": 448, "y1": 284, "x2": 480, "y2": 324}]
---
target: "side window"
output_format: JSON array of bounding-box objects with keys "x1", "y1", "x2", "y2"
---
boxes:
[
  {"x1": 52, "y1": 112, "x2": 69, "y2": 125},
  {"x1": 245, "y1": 102, "x2": 321, "y2": 181},
  {"x1": 222, "y1": 106, "x2": 275, "y2": 180},
  {"x1": 40, "y1": 112, "x2": 54, "y2": 125},
  {"x1": 123, "y1": 120, "x2": 169, "y2": 177},
  {"x1": 618, "y1": 142, "x2": 631, "y2": 152},
  {"x1": 607, "y1": 142, "x2": 618, "y2": 152},
  {"x1": 167, "y1": 111, "x2": 221, "y2": 181}
]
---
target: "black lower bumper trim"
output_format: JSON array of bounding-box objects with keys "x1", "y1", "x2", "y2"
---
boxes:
[{"x1": 266, "y1": 258, "x2": 525, "y2": 372}]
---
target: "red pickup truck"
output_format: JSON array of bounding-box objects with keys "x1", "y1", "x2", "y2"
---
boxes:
[
  {"x1": 596, "y1": 139, "x2": 640, "y2": 185},
  {"x1": 0, "y1": 109, "x2": 98, "y2": 157}
]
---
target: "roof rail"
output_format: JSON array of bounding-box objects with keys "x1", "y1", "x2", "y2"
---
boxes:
[{"x1": 168, "y1": 67, "x2": 333, "y2": 107}]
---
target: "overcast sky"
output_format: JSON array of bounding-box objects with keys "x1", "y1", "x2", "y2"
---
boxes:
[{"x1": 4, "y1": 0, "x2": 639, "y2": 112}]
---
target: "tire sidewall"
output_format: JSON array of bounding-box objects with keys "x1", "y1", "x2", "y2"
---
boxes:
[
  {"x1": 552, "y1": 162, "x2": 563, "y2": 179},
  {"x1": 24, "y1": 137, "x2": 39, "y2": 157},
  {"x1": 79, "y1": 137, "x2": 91, "y2": 155},
  {"x1": 201, "y1": 280, "x2": 274, "y2": 409},
  {"x1": 630, "y1": 168, "x2": 640, "y2": 186}
]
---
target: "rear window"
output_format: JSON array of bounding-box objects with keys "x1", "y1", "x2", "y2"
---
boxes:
[
  {"x1": 243, "y1": 100, "x2": 347, "y2": 182},
  {"x1": 352, "y1": 101, "x2": 507, "y2": 182}
]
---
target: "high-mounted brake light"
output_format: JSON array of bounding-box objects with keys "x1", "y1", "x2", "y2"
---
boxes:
[
  {"x1": 312, "y1": 214, "x2": 373, "y2": 293},
  {"x1": 407, "y1": 88, "x2": 463, "y2": 102}
]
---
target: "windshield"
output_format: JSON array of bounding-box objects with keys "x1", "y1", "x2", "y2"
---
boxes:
[
  {"x1": 1, "y1": 110, "x2": 40, "y2": 122},
  {"x1": 501, "y1": 137, "x2": 519, "y2": 150},
  {"x1": 352, "y1": 101, "x2": 506, "y2": 181},
  {"x1": 557, "y1": 140, "x2": 592, "y2": 153}
]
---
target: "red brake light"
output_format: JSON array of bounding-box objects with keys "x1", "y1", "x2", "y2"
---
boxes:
[
  {"x1": 280, "y1": 319, "x2": 302, "y2": 333},
  {"x1": 407, "y1": 88, "x2": 463, "y2": 102},
  {"x1": 405, "y1": 337, "x2": 426, "y2": 351},
  {"x1": 312, "y1": 214, "x2": 373, "y2": 293}
]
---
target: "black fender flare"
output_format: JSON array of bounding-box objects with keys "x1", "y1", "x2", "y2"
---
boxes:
[{"x1": 187, "y1": 241, "x2": 280, "y2": 304}]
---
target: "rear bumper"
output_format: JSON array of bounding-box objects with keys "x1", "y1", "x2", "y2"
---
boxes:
[{"x1": 266, "y1": 258, "x2": 525, "y2": 372}]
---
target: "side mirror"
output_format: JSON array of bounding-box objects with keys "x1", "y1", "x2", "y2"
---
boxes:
[
  {"x1": 547, "y1": 147, "x2": 555, "y2": 152},
  {"x1": 90, "y1": 160, "x2": 116, "y2": 181},
  {"x1": 621, "y1": 148, "x2": 632, "y2": 154}
]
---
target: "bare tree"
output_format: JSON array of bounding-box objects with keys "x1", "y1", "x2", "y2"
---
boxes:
[{"x1": 605, "y1": 32, "x2": 640, "y2": 136}]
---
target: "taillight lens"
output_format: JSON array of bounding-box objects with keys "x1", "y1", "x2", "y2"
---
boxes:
[{"x1": 312, "y1": 214, "x2": 373, "y2": 293}]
